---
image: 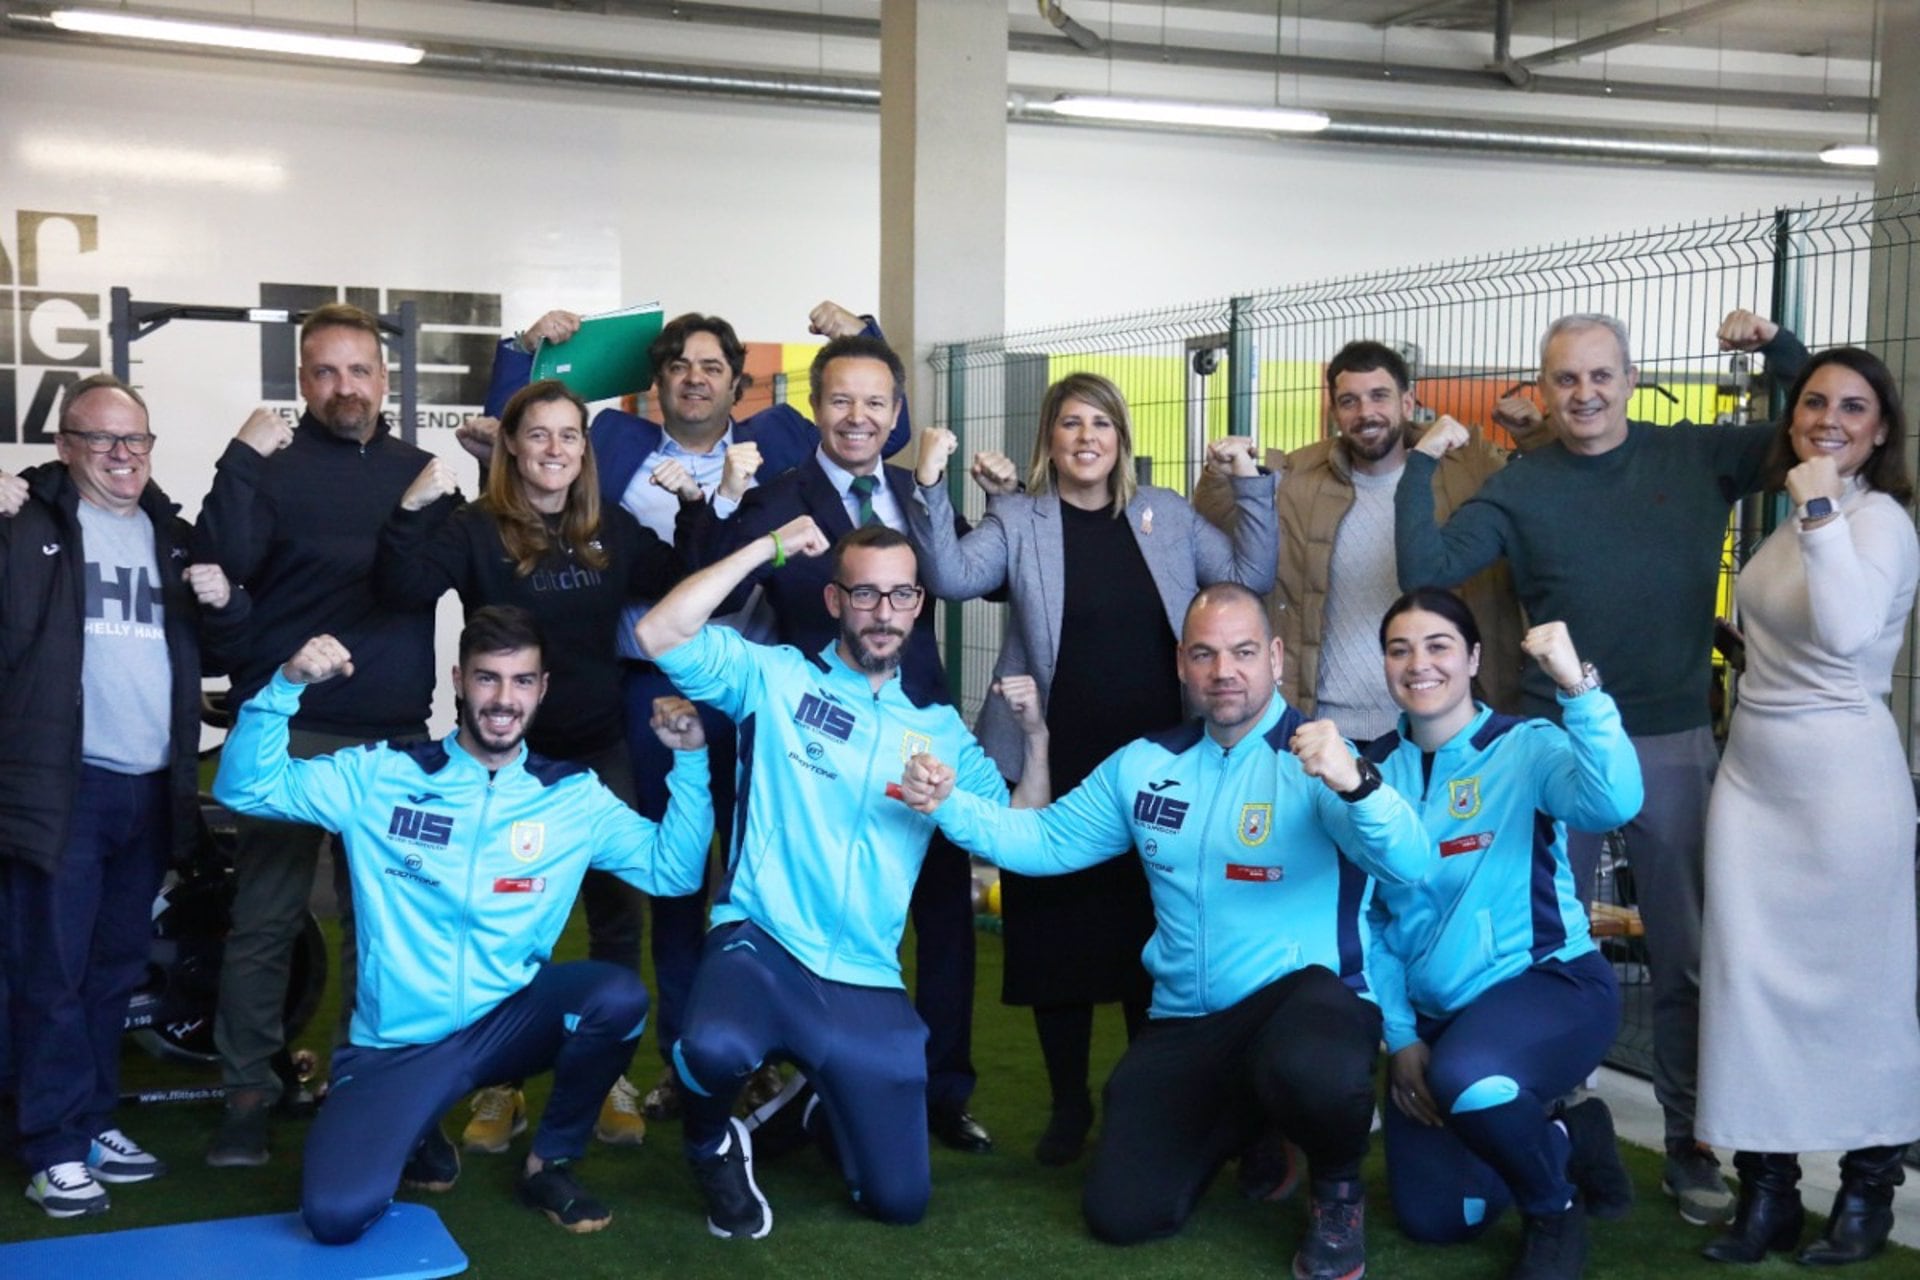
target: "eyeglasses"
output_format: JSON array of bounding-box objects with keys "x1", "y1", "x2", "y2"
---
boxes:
[
  {"x1": 832, "y1": 582, "x2": 924, "y2": 611},
  {"x1": 519, "y1": 427, "x2": 584, "y2": 448},
  {"x1": 60, "y1": 430, "x2": 156, "y2": 455}
]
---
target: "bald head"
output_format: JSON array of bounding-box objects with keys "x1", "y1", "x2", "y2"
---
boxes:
[{"x1": 1178, "y1": 584, "x2": 1282, "y2": 744}]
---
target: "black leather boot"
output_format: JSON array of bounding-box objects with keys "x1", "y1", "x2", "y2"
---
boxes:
[
  {"x1": 1702, "y1": 1151, "x2": 1803, "y2": 1264},
  {"x1": 1796, "y1": 1144, "x2": 1907, "y2": 1266}
]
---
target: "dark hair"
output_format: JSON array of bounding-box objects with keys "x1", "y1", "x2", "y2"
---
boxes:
[
  {"x1": 459, "y1": 605, "x2": 546, "y2": 667},
  {"x1": 830, "y1": 524, "x2": 917, "y2": 580},
  {"x1": 1764, "y1": 346, "x2": 1913, "y2": 503},
  {"x1": 60, "y1": 372, "x2": 149, "y2": 430},
  {"x1": 1379, "y1": 588, "x2": 1482, "y2": 652},
  {"x1": 1183, "y1": 582, "x2": 1272, "y2": 642},
  {"x1": 299, "y1": 302, "x2": 385, "y2": 353},
  {"x1": 485, "y1": 380, "x2": 607, "y2": 577},
  {"x1": 809, "y1": 334, "x2": 906, "y2": 405},
  {"x1": 648, "y1": 312, "x2": 749, "y2": 396},
  {"x1": 1326, "y1": 341, "x2": 1412, "y2": 396}
]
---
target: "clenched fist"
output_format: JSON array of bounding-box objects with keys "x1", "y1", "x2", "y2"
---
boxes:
[
  {"x1": 281, "y1": 634, "x2": 354, "y2": 686},
  {"x1": 1290, "y1": 719, "x2": 1361, "y2": 794}
]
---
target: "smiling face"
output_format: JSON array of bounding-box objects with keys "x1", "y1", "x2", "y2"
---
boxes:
[
  {"x1": 299, "y1": 323, "x2": 388, "y2": 444},
  {"x1": 1539, "y1": 323, "x2": 1636, "y2": 455},
  {"x1": 1047, "y1": 396, "x2": 1120, "y2": 505},
  {"x1": 655, "y1": 329, "x2": 739, "y2": 439},
  {"x1": 1330, "y1": 367, "x2": 1413, "y2": 472},
  {"x1": 825, "y1": 543, "x2": 923, "y2": 674},
  {"x1": 1176, "y1": 593, "x2": 1282, "y2": 743},
  {"x1": 1383, "y1": 608, "x2": 1480, "y2": 739},
  {"x1": 454, "y1": 645, "x2": 548, "y2": 766},
  {"x1": 506, "y1": 397, "x2": 587, "y2": 513},
  {"x1": 811, "y1": 355, "x2": 900, "y2": 475},
  {"x1": 1790, "y1": 362, "x2": 1887, "y2": 479},
  {"x1": 56, "y1": 386, "x2": 151, "y2": 515}
]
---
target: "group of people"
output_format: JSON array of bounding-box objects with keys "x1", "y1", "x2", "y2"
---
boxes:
[{"x1": 0, "y1": 294, "x2": 1912, "y2": 1280}]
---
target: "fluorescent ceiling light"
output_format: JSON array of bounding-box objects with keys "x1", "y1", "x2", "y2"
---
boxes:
[
  {"x1": 49, "y1": 8, "x2": 425, "y2": 65},
  {"x1": 1819, "y1": 143, "x2": 1879, "y2": 168},
  {"x1": 1048, "y1": 95, "x2": 1330, "y2": 134}
]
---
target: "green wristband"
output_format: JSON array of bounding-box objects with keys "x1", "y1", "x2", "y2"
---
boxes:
[{"x1": 770, "y1": 532, "x2": 786, "y2": 568}]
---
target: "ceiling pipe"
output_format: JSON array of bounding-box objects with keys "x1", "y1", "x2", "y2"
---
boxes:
[
  {"x1": 0, "y1": 10, "x2": 1848, "y2": 173},
  {"x1": 1036, "y1": 0, "x2": 1104, "y2": 55},
  {"x1": 1517, "y1": 0, "x2": 1762, "y2": 70},
  {"x1": 1491, "y1": 0, "x2": 1533, "y2": 90}
]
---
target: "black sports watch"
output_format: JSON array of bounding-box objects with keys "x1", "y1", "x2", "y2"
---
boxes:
[
  {"x1": 1337, "y1": 757, "x2": 1383, "y2": 803},
  {"x1": 1800, "y1": 496, "x2": 1835, "y2": 523}
]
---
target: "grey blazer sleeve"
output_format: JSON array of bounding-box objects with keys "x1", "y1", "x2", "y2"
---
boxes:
[
  {"x1": 1191, "y1": 471, "x2": 1279, "y2": 593},
  {"x1": 909, "y1": 480, "x2": 1013, "y2": 600}
]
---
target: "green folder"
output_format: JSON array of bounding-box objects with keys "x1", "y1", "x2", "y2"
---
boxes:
[{"x1": 529, "y1": 302, "x2": 664, "y2": 403}]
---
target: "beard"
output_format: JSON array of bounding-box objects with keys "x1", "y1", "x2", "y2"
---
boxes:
[
  {"x1": 459, "y1": 698, "x2": 532, "y2": 757},
  {"x1": 841, "y1": 616, "x2": 906, "y2": 674},
  {"x1": 1347, "y1": 419, "x2": 1406, "y2": 465},
  {"x1": 313, "y1": 392, "x2": 378, "y2": 441}
]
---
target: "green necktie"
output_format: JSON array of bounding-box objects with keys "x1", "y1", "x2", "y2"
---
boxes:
[{"x1": 849, "y1": 473, "x2": 880, "y2": 527}]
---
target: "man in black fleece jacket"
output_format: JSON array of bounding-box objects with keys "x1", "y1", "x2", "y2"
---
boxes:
[{"x1": 193, "y1": 303, "x2": 451, "y2": 1168}]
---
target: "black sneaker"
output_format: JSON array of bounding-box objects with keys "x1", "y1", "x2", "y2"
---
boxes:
[
  {"x1": 1512, "y1": 1196, "x2": 1589, "y2": 1280},
  {"x1": 1557, "y1": 1099, "x2": 1633, "y2": 1221},
  {"x1": 518, "y1": 1157, "x2": 612, "y2": 1234},
  {"x1": 1293, "y1": 1180, "x2": 1367, "y2": 1280},
  {"x1": 1663, "y1": 1141, "x2": 1735, "y2": 1227},
  {"x1": 692, "y1": 1117, "x2": 771, "y2": 1240},
  {"x1": 401, "y1": 1126, "x2": 460, "y2": 1193},
  {"x1": 206, "y1": 1090, "x2": 272, "y2": 1169}
]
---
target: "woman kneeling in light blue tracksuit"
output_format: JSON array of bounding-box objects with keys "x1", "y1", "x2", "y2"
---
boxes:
[{"x1": 1365, "y1": 588, "x2": 1644, "y2": 1280}]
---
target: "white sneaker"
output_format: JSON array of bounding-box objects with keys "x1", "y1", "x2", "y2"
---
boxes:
[
  {"x1": 27, "y1": 1161, "x2": 110, "y2": 1218},
  {"x1": 88, "y1": 1128, "x2": 169, "y2": 1183}
]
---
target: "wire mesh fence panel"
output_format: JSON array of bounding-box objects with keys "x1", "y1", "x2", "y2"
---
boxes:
[{"x1": 926, "y1": 188, "x2": 1920, "y2": 1082}]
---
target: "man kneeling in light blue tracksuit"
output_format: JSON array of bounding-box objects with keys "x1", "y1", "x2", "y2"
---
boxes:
[
  {"x1": 213, "y1": 605, "x2": 712, "y2": 1243},
  {"x1": 899, "y1": 582, "x2": 1436, "y2": 1280}
]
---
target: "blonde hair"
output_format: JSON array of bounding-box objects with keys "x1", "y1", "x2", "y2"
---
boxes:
[
  {"x1": 1024, "y1": 371, "x2": 1138, "y2": 515},
  {"x1": 484, "y1": 380, "x2": 608, "y2": 577}
]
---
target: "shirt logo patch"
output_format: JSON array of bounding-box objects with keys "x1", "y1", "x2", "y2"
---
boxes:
[
  {"x1": 900, "y1": 730, "x2": 932, "y2": 763},
  {"x1": 1133, "y1": 791, "x2": 1190, "y2": 832},
  {"x1": 1226, "y1": 863, "x2": 1284, "y2": 882},
  {"x1": 1238, "y1": 803, "x2": 1273, "y2": 846},
  {"x1": 1448, "y1": 777, "x2": 1482, "y2": 820},
  {"x1": 1440, "y1": 831, "x2": 1495, "y2": 857},
  {"x1": 794, "y1": 692, "x2": 856, "y2": 742},
  {"x1": 510, "y1": 821, "x2": 545, "y2": 863},
  {"x1": 387, "y1": 807, "x2": 453, "y2": 846},
  {"x1": 494, "y1": 877, "x2": 547, "y2": 893}
]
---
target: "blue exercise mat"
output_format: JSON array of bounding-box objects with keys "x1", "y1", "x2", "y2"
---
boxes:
[{"x1": 0, "y1": 1202, "x2": 466, "y2": 1279}]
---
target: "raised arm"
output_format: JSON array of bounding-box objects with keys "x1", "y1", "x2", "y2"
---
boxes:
[
  {"x1": 635, "y1": 515, "x2": 828, "y2": 658},
  {"x1": 1190, "y1": 437, "x2": 1278, "y2": 592},
  {"x1": 1522, "y1": 621, "x2": 1644, "y2": 831},
  {"x1": 900, "y1": 744, "x2": 1136, "y2": 877},
  {"x1": 1395, "y1": 420, "x2": 1513, "y2": 590},
  {"x1": 1294, "y1": 719, "x2": 1435, "y2": 887},
  {"x1": 211, "y1": 635, "x2": 368, "y2": 830},
  {"x1": 906, "y1": 462, "x2": 1013, "y2": 600},
  {"x1": 592, "y1": 696, "x2": 713, "y2": 896},
  {"x1": 1796, "y1": 476, "x2": 1920, "y2": 660},
  {"x1": 193, "y1": 409, "x2": 294, "y2": 582},
  {"x1": 372, "y1": 463, "x2": 470, "y2": 608}
]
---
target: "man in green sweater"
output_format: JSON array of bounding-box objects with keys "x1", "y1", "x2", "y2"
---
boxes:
[{"x1": 1394, "y1": 309, "x2": 1806, "y2": 1229}]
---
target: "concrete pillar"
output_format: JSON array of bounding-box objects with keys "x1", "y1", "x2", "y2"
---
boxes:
[{"x1": 878, "y1": 0, "x2": 1007, "y2": 422}]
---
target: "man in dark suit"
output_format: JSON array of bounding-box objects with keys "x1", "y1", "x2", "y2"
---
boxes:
[{"x1": 677, "y1": 334, "x2": 990, "y2": 1153}]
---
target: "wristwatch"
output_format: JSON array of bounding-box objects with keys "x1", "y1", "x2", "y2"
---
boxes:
[
  {"x1": 1799, "y1": 496, "x2": 1835, "y2": 523},
  {"x1": 1337, "y1": 757, "x2": 1383, "y2": 803},
  {"x1": 1559, "y1": 662, "x2": 1603, "y2": 698}
]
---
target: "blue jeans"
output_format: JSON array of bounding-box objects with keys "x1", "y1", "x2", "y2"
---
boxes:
[{"x1": 4, "y1": 765, "x2": 172, "y2": 1170}]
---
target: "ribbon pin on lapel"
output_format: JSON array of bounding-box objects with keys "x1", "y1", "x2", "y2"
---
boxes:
[{"x1": 1141, "y1": 506, "x2": 1154, "y2": 534}]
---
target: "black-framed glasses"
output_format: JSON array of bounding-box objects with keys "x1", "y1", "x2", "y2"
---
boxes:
[
  {"x1": 60, "y1": 430, "x2": 156, "y2": 455},
  {"x1": 832, "y1": 582, "x2": 924, "y2": 611}
]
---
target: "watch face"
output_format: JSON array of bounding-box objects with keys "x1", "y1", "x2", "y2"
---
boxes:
[{"x1": 1806, "y1": 497, "x2": 1834, "y2": 517}]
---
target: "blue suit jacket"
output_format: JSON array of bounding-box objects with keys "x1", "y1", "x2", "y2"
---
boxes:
[
  {"x1": 677, "y1": 458, "x2": 962, "y2": 706},
  {"x1": 480, "y1": 318, "x2": 913, "y2": 508}
]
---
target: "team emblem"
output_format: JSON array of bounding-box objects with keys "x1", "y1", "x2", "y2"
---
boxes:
[
  {"x1": 1238, "y1": 803, "x2": 1273, "y2": 846},
  {"x1": 1448, "y1": 777, "x2": 1482, "y2": 820},
  {"x1": 901, "y1": 730, "x2": 933, "y2": 763},
  {"x1": 510, "y1": 821, "x2": 545, "y2": 863}
]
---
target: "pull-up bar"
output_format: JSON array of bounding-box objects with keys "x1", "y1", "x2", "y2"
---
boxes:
[{"x1": 108, "y1": 287, "x2": 421, "y2": 443}]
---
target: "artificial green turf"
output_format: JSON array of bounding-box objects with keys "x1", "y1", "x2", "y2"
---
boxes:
[{"x1": 4, "y1": 913, "x2": 1914, "y2": 1278}]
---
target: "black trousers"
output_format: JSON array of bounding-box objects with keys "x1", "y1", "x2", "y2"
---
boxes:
[{"x1": 1082, "y1": 965, "x2": 1381, "y2": 1245}]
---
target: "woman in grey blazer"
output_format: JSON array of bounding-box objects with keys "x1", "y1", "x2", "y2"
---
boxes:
[{"x1": 908, "y1": 371, "x2": 1277, "y2": 1165}]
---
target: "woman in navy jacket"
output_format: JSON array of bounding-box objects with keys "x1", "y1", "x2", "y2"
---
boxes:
[{"x1": 1366, "y1": 588, "x2": 1642, "y2": 1280}]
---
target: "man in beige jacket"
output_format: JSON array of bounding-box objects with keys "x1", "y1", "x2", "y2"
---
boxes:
[{"x1": 1195, "y1": 341, "x2": 1545, "y2": 739}]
